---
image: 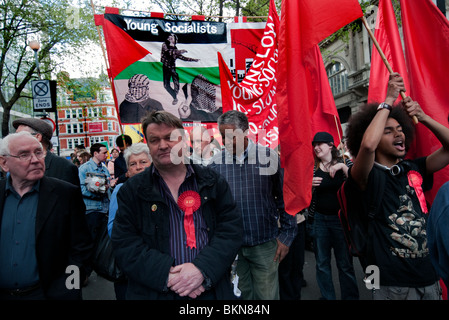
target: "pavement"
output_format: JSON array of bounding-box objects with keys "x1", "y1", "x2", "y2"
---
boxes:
[
  {"x1": 301, "y1": 249, "x2": 372, "y2": 300},
  {"x1": 82, "y1": 248, "x2": 373, "y2": 300}
]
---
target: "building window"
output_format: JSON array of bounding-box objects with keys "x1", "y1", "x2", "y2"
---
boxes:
[
  {"x1": 327, "y1": 62, "x2": 348, "y2": 96},
  {"x1": 68, "y1": 137, "x2": 83, "y2": 149},
  {"x1": 90, "y1": 136, "x2": 102, "y2": 145}
]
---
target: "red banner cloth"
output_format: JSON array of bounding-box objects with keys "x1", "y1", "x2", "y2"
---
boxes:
[
  {"x1": 277, "y1": 0, "x2": 363, "y2": 215},
  {"x1": 94, "y1": 14, "x2": 103, "y2": 26},
  {"x1": 105, "y1": 7, "x2": 120, "y2": 14},
  {"x1": 400, "y1": 0, "x2": 449, "y2": 204},
  {"x1": 219, "y1": 0, "x2": 280, "y2": 149},
  {"x1": 367, "y1": 0, "x2": 410, "y2": 105}
]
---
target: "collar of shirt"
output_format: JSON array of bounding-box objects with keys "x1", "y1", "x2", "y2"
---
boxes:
[
  {"x1": 223, "y1": 139, "x2": 255, "y2": 164},
  {"x1": 151, "y1": 163, "x2": 195, "y2": 180},
  {"x1": 86, "y1": 158, "x2": 106, "y2": 171},
  {"x1": 5, "y1": 175, "x2": 40, "y2": 197}
]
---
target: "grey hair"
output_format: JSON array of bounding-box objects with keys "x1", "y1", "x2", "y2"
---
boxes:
[
  {"x1": 0, "y1": 131, "x2": 42, "y2": 156},
  {"x1": 123, "y1": 142, "x2": 151, "y2": 167},
  {"x1": 217, "y1": 110, "x2": 249, "y2": 131}
]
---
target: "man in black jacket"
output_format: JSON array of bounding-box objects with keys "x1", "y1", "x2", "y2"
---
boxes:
[
  {"x1": 0, "y1": 132, "x2": 93, "y2": 299},
  {"x1": 111, "y1": 111, "x2": 243, "y2": 300}
]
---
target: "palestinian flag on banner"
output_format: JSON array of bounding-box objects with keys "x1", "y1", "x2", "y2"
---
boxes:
[{"x1": 97, "y1": 13, "x2": 227, "y2": 125}]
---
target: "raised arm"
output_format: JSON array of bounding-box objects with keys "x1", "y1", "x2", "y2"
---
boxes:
[
  {"x1": 351, "y1": 73, "x2": 405, "y2": 190},
  {"x1": 402, "y1": 97, "x2": 449, "y2": 174}
]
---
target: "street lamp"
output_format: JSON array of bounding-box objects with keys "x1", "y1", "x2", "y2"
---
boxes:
[
  {"x1": 28, "y1": 40, "x2": 41, "y2": 79},
  {"x1": 82, "y1": 105, "x2": 89, "y2": 147},
  {"x1": 28, "y1": 39, "x2": 61, "y2": 155}
]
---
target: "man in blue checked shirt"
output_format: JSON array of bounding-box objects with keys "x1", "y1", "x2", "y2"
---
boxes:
[{"x1": 208, "y1": 110, "x2": 297, "y2": 300}]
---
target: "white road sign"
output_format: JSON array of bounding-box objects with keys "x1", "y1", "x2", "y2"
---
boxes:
[{"x1": 32, "y1": 80, "x2": 52, "y2": 110}]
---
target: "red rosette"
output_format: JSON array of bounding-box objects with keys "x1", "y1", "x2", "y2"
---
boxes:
[
  {"x1": 407, "y1": 170, "x2": 428, "y2": 214},
  {"x1": 178, "y1": 190, "x2": 201, "y2": 248}
]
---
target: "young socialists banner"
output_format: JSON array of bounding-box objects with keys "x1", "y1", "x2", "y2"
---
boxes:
[
  {"x1": 99, "y1": 14, "x2": 227, "y2": 125},
  {"x1": 218, "y1": 0, "x2": 279, "y2": 149}
]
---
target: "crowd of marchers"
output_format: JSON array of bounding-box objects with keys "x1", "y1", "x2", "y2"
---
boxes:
[{"x1": 0, "y1": 73, "x2": 447, "y2": 301}]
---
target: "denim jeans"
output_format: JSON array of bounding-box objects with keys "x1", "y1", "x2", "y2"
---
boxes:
[
  {"x1": 236, "y1": 239, "x2": 280, "y2": 300},
  {"x1": 312, "y1": 212, "x2": 359, "y2": 300}
]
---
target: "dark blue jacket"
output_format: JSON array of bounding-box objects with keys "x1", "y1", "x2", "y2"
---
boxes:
[{"x1": 111, "y1": 164, "x2": 243, "y2": 300}]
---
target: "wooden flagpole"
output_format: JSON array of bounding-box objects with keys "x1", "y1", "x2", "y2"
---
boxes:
[
  {"x1": 334, "y1": 115, "x2": 342, "y2": 143},
  {"x1": 90, "y1": 0, "x2": 127, "y2": 143},
  {"x1": 361, "y1": 16, "x2": 418, "y2": 124},
  {"x1": 90, "y1": 0, "x2": 109, "y2": 77}
]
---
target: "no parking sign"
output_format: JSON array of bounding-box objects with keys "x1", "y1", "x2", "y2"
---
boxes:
[{"x1": 32, "y1": 80, "x2": 56, "y2": 112}]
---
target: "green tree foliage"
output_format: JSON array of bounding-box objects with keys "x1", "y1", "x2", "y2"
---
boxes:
[
  {"x1": 148, "y1": 0, "x2": 280, "y2": 22},
  {"x1": 0, "y1": 0, "x2": 97, "y2": 136}
]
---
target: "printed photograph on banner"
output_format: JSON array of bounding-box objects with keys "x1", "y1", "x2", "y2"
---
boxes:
[
  {"x1": 102, "y1": 14, "x2": 227, "y2": 124},
  {"x1": 224, "y1": 20, "x2": 266, "y2": 83},
  {"x1": 219, "y1": 0, "x2": 280, "y2": 149}
]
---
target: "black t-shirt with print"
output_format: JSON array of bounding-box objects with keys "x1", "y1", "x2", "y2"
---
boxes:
[{"x1": 347, "y1": 157, "x2": 438, "y2": 287}]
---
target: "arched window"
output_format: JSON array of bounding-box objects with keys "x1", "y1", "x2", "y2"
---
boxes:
[{"x1": 327, "y1": 62, "x2": 348, "y2": 96}]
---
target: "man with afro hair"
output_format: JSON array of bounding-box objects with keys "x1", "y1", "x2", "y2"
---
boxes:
[{"x1": 344, "y1": 73, "x2": 449, "y2": 300}]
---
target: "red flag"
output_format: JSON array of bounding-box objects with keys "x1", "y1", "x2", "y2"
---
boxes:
[
  {"x1": 105, "y1": 7, "x2": 120, "y2": 14},
  {"x1": 400, "y1": 0, "x2": 449, "y2": 203},
  {"x1": 277, "y1": 0, "x2": 363, "y2": 215},
  {"x1": 310, "y1": 45, "x2": 343, "y2": 143},
  {"x1": 367, "y1": 0, "x2": 410, "y2": 104},
  {"x1": 219, "y1": 0, "x2": 280, "y2": 149}
]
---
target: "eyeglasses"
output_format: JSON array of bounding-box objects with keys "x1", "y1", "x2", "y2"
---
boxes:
[{"x1": 5, "y1": 150, "x2": 45, "y2": 161}]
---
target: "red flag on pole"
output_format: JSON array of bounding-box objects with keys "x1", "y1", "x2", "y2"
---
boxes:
[
  {"x1": 367, "y1": 0, "x2": 410, "y2": 104},
  {"x1": 400, "y1": 0, "x2": 449, "y2": 204},
  {"x1": 219, "y1": 0, "x2": 280, "y2": 149},
  {"x1": 310, "y1": 45, "x2": 343, "y2": 142},
  {"x1": 277, "y1": 0, "x2": 363, "y2": 215}
]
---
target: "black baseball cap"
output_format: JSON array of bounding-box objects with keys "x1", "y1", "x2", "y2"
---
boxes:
[{"x1": 312, "y1": 132, "x2": 334, "y2": 144}]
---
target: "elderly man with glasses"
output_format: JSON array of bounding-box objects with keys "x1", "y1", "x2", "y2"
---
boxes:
[
  {"x1": 13, "y1": 117, "x2": 80, "y2": 187},
  {"x1": 0, "y1": 131, "x2": 93, "y2": 300}
]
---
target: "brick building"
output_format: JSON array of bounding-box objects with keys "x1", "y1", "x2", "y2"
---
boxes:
[{"x1": 57, "y1": 84, "x2": 121, "y2": 158}]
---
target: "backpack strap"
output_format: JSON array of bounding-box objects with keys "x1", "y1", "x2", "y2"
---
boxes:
[
  {"x1": 366, "y1": 165, "x2": 387, "y2": 219},
  {"x1": 337, "y1": 166, "x2": 386, "y2": 264}
]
